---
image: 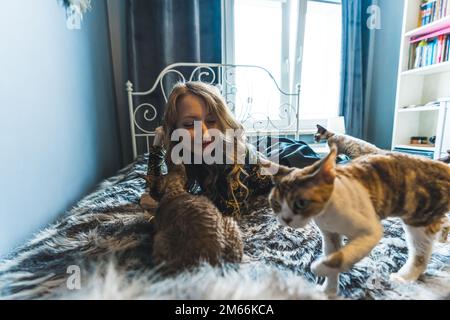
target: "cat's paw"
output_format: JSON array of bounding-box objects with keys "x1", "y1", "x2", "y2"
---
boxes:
[
  {"x1": 311, "y1": 253, "x2": 343, "y2": 277},
  {"x1": 389, "y1": 272, "x2": 418, "y2": 284},
  {"x1": 311, "y1": 258, "x2": 340, "y2": 278},
  {"x1": 320, "y1": 280, "x2": 338, "y2": 296}
]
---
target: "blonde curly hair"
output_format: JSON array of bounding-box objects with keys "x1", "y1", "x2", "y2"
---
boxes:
[{"x1": 162, "y1": 81, "x2": 249, "y2": 214}]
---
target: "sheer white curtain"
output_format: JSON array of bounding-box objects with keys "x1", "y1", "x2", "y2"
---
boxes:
[{"x1": 224, "y1": 0, "x2": 342, "y2": 132}]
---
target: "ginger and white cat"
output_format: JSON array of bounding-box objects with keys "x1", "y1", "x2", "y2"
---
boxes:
[{"x1": 267, "y1": 146, "x2": 450, "y2": 294}]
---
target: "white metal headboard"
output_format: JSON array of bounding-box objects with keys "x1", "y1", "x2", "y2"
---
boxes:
[{"x1": 126, "y1": 62, "x2": 301, "y2": 158}]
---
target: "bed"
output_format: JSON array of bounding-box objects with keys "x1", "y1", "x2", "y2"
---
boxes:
[{"x1": 1, "y1": 63, "x2": 449, "y2": 300}]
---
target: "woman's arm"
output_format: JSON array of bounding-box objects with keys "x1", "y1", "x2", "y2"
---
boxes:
[
  {"x1": 141, "y1": 145, "x2": 168, "y2": 202},
  {"x1": 147, "y1": 145, "x2": 167, "y2": 177},
  {"x1": 145, "y1": 127, "x2": 168, "y2": 200}
]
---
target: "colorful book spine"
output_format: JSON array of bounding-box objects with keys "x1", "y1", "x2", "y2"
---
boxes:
[
  {"x1": 437, "y1": 35, "x2": 442, "y2": 63},
  {"x1": 420, "y1": 0, "x2": 450, "y2": 26},
  {"x1": 443, "y1": 36, "x2": 448, "y2": 61},
  {"x1": 410, "y1": 34, "x2": 450, "y2": 69}
]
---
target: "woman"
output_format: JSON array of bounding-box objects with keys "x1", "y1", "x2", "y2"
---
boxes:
[
  {"x1": 142, "y1": 81, "x2": 384, "y2": 217},
  {"x1": 143, "y1": 81, "x2": 273, "y2": 218}
]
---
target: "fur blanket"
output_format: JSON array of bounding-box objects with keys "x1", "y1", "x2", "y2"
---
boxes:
[{"x1": 1, "y1": 155, "x2": 449, "y2": 300}]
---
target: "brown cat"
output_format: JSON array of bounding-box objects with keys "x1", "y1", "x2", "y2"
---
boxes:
[
  {"x1": 143, "y1": 164, "x2": 243, "y2": 275},
  {"x1": 315, "y1": 124, "x2": 381, "y2": 159},
  {"x1": 267, "y1": 146, "x2": 450, "y2": 294}
]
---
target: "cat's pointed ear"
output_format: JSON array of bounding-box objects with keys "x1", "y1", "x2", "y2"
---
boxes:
[
  {"x1": 315, "y1": 125, "x2": 328, "y2": 142},
  {"x1": 260, "y1": 158, "x2": 293, "y2": 185},
  {"x1": 317, "y1": 145, "x2": 337, "y2": 184},
  {"x1": 316, "y1": 124, "x2": 327, "y2": 134},
  {"x1": 272, "y1": 165, "x2": 295, "y2": 185}
]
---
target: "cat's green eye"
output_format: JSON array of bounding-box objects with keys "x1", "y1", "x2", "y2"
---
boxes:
[{"x1": 294, "y1": 199, "x2": 310, "y2": 211}]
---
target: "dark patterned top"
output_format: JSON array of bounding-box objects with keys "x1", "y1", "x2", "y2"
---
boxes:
[{"x1": 146, "y1": 145, "x2": 273, "y2": 217}]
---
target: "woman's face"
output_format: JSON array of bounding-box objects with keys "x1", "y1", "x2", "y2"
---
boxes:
[{"x1": 175, "y1": 93, "x2": 219, "y2": 151}]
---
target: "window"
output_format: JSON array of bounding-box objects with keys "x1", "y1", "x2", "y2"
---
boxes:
[
  {"x1": 299, "y1": 1, "x2": 342, "y2": 120},
  {"x1": 233, "y1": 0, "x2": 283, "y2": 122},
  {"x1": 223, "y1": 0, "x2": 342, "y2": 133}
]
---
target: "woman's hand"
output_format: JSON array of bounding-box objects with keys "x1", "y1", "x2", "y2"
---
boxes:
[{"x1": 153, "y1": 126, "x2": 165, "y2": 146}]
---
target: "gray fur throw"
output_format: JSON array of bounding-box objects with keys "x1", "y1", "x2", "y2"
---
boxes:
[{"x1": 0, "y1": 156, "x2": 449, "y2": 300}]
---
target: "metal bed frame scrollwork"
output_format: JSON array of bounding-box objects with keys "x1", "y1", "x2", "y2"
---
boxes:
[{"x1": 126, "y1": 62, "x2": 301, "y2": 159}]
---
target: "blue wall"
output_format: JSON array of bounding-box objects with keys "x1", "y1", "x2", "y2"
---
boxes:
[
  {"x1": 366, "y1": 0, "x2": 404, "y2": 149},
  {"x1": 0, "y1": 0, "x2": 121, "y2": 256}
]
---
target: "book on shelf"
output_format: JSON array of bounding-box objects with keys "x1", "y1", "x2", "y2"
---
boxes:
[
  {"x1": 409, "y1": 34, "x2": 450, "y2": 69},
  {"x1": 420, "y1": 0, "x2": 450, "y2": 26}
]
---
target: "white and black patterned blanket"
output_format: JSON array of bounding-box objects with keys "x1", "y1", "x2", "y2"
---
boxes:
[{"x1": 1, "y1": 156, "x2": 449, "y2": 300}]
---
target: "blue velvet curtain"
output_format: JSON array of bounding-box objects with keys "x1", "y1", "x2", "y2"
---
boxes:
[
  {"x1": 127, "y1": 0, "x2": 222, "y2": 154},
  {"x1": 339, "y1": 0, "x2": 373, "y2": 139}
]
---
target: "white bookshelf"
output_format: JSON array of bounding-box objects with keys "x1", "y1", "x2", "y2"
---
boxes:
[
  {"x1": 392, "y1": 0, "x2": 450, "y2": 160},
  {"x1": 404, "y1": 14, "x2": 450, "y2": 37},
  {"x1": 401, "y1": 60, "x2": 450, "y2": 76},
  {"x1": 398, "y1": 105, "x2": 441, "y2": 112}
]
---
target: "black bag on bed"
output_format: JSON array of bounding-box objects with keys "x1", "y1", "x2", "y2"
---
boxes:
[{"x1": 261, "y1": 137, "x2": 350, "y2": 169}]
